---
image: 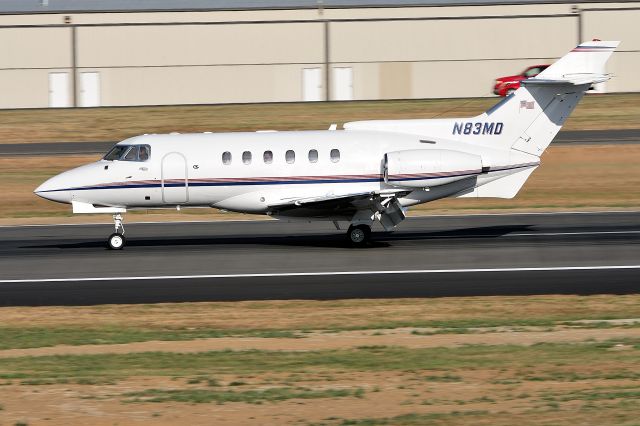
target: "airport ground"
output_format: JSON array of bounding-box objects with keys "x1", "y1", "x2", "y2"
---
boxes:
[
  {"x1": 0, "y1": 97, "x2": 638, "y2": 425},
  {"x1": 0, "y1": 294, "x2": 638, "y2": 425}
]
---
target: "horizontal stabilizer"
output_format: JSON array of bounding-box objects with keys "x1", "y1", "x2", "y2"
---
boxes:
[
  {"x1": 523, "y1": 72, "x2": 611, "y2": 86},
  {"x1": 458, "y1": 166, "x2": 538, "y2": 199},
  {"x1": 534, "y1": 41, "x2": 620, "y2": 82}
]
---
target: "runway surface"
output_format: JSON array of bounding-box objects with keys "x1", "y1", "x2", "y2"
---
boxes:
[
  {"x1": 1, "y1": 129, "x2": 639, "y2": 156},
  {"x1": 0, "y1": 211, "x2": 638, "y2": 306}
]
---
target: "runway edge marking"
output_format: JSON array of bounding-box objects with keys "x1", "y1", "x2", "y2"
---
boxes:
[{"x1": 2, "y1": 265, "x2": 639, "y2": 284}]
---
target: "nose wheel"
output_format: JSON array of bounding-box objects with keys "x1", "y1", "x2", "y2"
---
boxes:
[
  {"x1": 347, "y1": 224, "x2": 371, "y2": 247},
  {"x1": 107, "y1": 213, "x2": 126, "y2": 250},
  {"x1": 107, "y1": 232, "x2": 126, "y2": 250}
]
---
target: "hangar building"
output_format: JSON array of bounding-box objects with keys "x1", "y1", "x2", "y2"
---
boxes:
[{"x1": 0, "y1": 0, "x2": 638, "y2": 108}]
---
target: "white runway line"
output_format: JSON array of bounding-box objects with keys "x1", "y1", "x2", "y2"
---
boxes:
[
  {"x1": 510, "y1": 231, "x2": 640, "y2": 237},
  {"x1": 1, "y1": 265, "x2": 639, "y2": 284}
]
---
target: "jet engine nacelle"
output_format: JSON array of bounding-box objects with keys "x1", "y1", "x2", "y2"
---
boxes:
[{"x1": 384, "y1": 149, "x2": 483, "y2": 189}]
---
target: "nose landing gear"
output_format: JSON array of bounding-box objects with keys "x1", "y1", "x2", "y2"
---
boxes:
[{"x1": 107, "y1": 213, "x2": 126, "y2": 250}]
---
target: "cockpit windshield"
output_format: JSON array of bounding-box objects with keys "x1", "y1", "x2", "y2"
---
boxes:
[{"x1": 103, "y1": 144, "x2": 151, "y2": 161}]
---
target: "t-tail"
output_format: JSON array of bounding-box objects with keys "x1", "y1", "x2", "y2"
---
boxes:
[
  {"x1": 344, "y1": 41, "x2": 620, "y2": 199},
  {"x1": 469, "y1": 40, "x2": 620, "y2": 156}
]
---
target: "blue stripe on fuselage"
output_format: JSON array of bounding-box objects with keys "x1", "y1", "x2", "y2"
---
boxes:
[{"x1": 36, "y1": 163, "x2": 538, "y2": 193}]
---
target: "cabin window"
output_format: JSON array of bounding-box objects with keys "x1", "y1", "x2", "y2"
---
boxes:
[
  {"x1": 222, "y1": 151, "x2": 232, "y2": 165},
  {"x1": 285, "y1": 150, "x2": 295, "y2": 164},
  {"x1": 308, "y1": 149, "x2": 318, "y2": 163},
  {"x1": 242, "y1": 151, "x2": 252, "y2": 165},
  {"x1": 263, "y1": 150, "x2": 273, "y2": 164},
  {"x1": 330, "y1": 149, "x2": 340, "y2": 163}
]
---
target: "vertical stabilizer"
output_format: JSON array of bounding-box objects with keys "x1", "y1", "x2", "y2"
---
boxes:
[
  {"x1": 458, "y1": 40, "x2": 619, "y2": 198},
  {"x1": 469, "y1": 41, "x2": 619, "y2": 156}
]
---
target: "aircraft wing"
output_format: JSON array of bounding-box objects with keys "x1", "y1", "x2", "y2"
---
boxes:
[{"x1": 268, "y1": 189, "x2": 410, "y2": 213}]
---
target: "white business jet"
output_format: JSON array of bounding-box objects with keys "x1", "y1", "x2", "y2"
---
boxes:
[{"x1": 35, "y1": 41, "x2": 619, "y2": 249}]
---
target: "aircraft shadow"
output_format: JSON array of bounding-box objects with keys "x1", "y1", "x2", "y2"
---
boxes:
[{"x1": 24, "y1": 224, "x2": 532, "y2": 250}]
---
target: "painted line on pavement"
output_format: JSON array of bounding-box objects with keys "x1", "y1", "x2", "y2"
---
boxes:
[{"x1": 1, "y1": 265, "x2": 639, "y2": 284}]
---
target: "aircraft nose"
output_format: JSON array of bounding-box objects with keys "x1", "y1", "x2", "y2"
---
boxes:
[{"x1": 34, "y1": 173, "x2": 73, "y2": 204}]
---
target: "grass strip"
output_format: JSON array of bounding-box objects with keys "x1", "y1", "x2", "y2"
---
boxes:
[
  {"x1": 1, "y1": 316, "x2": 638, "y2": 350},
  {"x1": 0, "y1": 341, "x2": 638, "y2": 380},
  {"x1": 545, "y1": 387, "x2": 640, "y2": 402},
  {"x1": 332, "y1": 411, "x2": 490, "y2": 425},
  {"x1": 0, "y1": 326, "x2": 299, "y2": 350},
  {"x1": 123, "y1": 386, "x2": 363, "y2": 404},
  {"x1": 1, "y1": 94, "x2": 639, "y2": 145}
]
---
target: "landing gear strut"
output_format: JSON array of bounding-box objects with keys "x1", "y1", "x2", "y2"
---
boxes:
[
  {"x1": 347, "y1": 224, "x2": 371, "y2": 247},
  {"x1": 107, "y1": 213, "x2": 126, "y2": 250}
]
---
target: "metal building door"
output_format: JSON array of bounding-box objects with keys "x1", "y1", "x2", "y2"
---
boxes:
[
  {"x1": 162, "y1": 152, "x2": 188, "y2": 204},
  {"x1": 302, "y1": 68, "x2": 322, "y2": 101},
  {"x1": 48, "y1": 73, "x2": 70, "y2": 107},
  {"x1": 80, "y1": 72, "x2": 101, "y2": 107},
  {"x1": 332, "y1": 67, "x2": 353, "y2": 101}
]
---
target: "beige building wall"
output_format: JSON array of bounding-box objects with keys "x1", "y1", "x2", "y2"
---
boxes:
[
  {"x1": 98, "y1": 64, "x2": 307, "y2": 105},
  {"x1": 582, "y1": 9, "x2": 640, "y2": 93},
  {"x1": 330, "y1": 17, "x2": 574, "y2": 63},
  {"x1": 0, "y1": 69, "x2": 67, "y2": 108},
  {"x1": 77, "y1": 23, "x2": 324, "y2": 67},
  {"x1": 0, "y1": 2, "x2": 637, "y2": 108},
  {"x1": 0, "y1": 27, "x2": 71, "y2": 68}
]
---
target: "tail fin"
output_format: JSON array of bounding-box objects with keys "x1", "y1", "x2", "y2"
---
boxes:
[
  {"x1": 472, "y1": 40, "x2": 619, "y2": 156},
  {"x1": 535, "y1": 40, "x2": 619, "y2": 82}
]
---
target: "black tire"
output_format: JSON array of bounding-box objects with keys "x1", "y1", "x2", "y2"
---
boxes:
[
  {"x1": 347, "y1": 224, "x2": 371, "y2": 247},
  {"x1": 107, "y1": 232, "x2": 126, "y2": 250}
]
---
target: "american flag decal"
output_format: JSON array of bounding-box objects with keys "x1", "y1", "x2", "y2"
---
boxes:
[{"x1": 520, "y1": 100, "x2": 535, "y2": 109}]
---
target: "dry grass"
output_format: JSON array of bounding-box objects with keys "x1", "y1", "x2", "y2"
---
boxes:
[
  {"x1": 0, "y1": 93, "x2": 639, "y2": 144},
  {"x1": 0, "y1": 295, "x2": 639, "y2": 425},
  {"x1": 1, "y1": 295, "x2": 637, "y2": 330},
  {"x1": 3, "y1": 144, "x2": 639, "y2": 221}
]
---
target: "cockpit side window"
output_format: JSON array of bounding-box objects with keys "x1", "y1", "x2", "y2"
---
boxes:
[
  {"x1": 138, "y1": 145, "x2": 150, "y2": 161},
  {"x1": 123, "y1": 146, "x2": 139, "y2": 161},
  {"x1": 103, "y1": 145, "x2": 130, "y2": 161},
  {"x1": 103, "y1": 144, "x2": 151, "y2": 162}
]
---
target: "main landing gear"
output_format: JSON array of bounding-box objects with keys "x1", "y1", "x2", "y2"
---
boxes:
[
  {"x1": 346, "y1": 224, "x2": 371, "y2": 247},
  {"x1": 107, "y1": 213, "x2": 126, "y2": 250}
]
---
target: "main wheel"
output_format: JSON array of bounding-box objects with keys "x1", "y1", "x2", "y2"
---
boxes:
[
  {"x1": 107, "y1": 232, "x2": 126, "y2": 250},
  {"x1": 347, "y1": 224, "x2": 371, "y2": 247}
]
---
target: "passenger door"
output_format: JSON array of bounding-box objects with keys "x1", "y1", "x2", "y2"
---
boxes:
[{"x1": 162, "y1": 152, "x2": 188, "y2": 204}]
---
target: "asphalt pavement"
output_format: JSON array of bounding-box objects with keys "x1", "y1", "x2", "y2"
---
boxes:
[{"x1": 0, "y1": 211, "x2": 638, "y2": 306}]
